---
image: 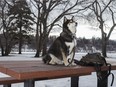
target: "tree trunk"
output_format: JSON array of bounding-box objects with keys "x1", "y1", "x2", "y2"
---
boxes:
[
  {"x1": 42, "y1": 19, "x2": 48, "y2": 56},
  {"x1": 35, "y1": 34, "x2": 42, "y2": 57},
  {"x1": 42, "y1": 34, "x2": 48, "y2": 56},
  {"x1": 0, "y1": 39, "x2": 5, "y2": 56},
  {"x1": 35, "y1": 34, "x2": 43, "y2": 57},
  {"x1": 102, "y1": 40, "x2": 107, "y2": 57},
  {"x1": 19, "y1": 26, "x2": 22, "y2": 54},
  {"x1": 1, "y1": 47, "x2": 5, "y2": 56},
  {"x1": 4, "y1": 39, "x2": 9, "y2": 56},
  {"x1": 35, "y1": 7, "x2": 42, "y2": 57},
  {"x1": 5, "y1": 48, "x2": 9, "y2": 56},
  {"x1": 101, "y1": 32, "x2": 107, "y2": 57}
]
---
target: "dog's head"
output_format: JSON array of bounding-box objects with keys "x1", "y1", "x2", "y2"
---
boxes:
[{"x1": 63, "y1": 16, "x2": 77, "y2": 34}]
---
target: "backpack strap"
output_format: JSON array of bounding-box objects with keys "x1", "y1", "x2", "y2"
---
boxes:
[
  {"x1": 106, "y1": 63, "x2": 114, "y2": 86},
  {"x1": 95, "y1": 63, "x2": 114, "y2": 86}
]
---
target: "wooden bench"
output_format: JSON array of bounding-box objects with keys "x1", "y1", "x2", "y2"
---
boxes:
[
  {"x1": 0, "y1": 74, "x2": 91, "y2": 87},
  {"x1": 0, "y1": 59, "x2": 116, "y2": 87}
]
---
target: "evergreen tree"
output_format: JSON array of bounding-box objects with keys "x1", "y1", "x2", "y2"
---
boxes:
[{"x1": 8, "y1": 0, "x2": 34, "y2": 54}]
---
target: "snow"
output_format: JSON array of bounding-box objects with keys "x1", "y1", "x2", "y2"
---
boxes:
[{"x1": 0, "y1": 52, "x2": 116, "y2": 87}]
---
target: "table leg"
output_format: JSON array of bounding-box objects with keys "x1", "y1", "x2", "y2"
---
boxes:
[
  {"x1": 97, "y1": 71, "x2": 108, "y2": 87},
  {"x1": 3, "y1": 85, "x2": 11, "y2": 87},
  {"x1": 24, "y1": 79, "x2": 35, "y2": 87},
  {"x1": 71, "y1": 77, "x2": 79, "y2": 87}
]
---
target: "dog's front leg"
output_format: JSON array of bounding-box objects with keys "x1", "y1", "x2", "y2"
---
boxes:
[
  {"x1": 61, "y1": 49, "x2": 69, "y2": 66},
  {"x1": 67, "y1": 47, "x2": 77, "y2": 66}
]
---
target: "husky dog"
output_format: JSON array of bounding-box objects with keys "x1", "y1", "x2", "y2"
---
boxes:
[{"x1": 43, "y1": 16, "x2": 77, "y2": 66}]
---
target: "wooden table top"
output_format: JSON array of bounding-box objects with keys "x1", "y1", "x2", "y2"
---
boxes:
[{"x1": 0, "y1": 59, "x2": 116, "y2": 80}]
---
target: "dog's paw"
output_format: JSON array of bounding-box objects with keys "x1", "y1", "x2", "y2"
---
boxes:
[
  {"x1": 64, "y1": 62, "x2": 70, "y2": 66},
  {"x1": 71, "y1": 61, "x2": 77, "y2": 66}
]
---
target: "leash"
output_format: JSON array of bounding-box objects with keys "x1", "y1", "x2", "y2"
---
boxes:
[
  {"x1": 67, "y1": 35, "x2": 77, "y2": 66},
  {"x1": 67, "y1": 47, "x2": 75, "y2": 66}
]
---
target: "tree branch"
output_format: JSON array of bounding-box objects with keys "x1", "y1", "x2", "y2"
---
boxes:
[
  {"x1": 101, "y1": 0, "x2": 112, "y2": 14},
  {"x1": 107, "y1": 7, "x2": 116, "y2": 40}
]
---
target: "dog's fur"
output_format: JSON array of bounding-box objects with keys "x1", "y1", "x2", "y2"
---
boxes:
[{"x1": 43, "y1": 16, "x2": 77, "y2": 66}]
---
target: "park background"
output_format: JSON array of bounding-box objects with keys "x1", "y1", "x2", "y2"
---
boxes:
[{"x1": 0, "y1": 0, "x2": 116, "y2": 87}]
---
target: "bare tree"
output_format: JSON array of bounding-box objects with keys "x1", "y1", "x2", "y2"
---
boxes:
[
  {"x1": 0, "y1": 0, "x2": 17, "y2": 56},
  {"x1": 87, "y1": 0, "x2": 116, "y2": 57},
  {"x1": 29, "y1": 0, "x2": 91, "y2": 57}
]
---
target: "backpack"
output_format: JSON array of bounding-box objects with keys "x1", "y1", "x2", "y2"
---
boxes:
[{"x1": 74, "y1": 52, "x2": 114, "y2": 86}]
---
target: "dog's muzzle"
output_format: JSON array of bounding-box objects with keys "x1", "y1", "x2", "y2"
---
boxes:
[{"x1": 75, "y1": 22, "x2": 78, "y2": 26}]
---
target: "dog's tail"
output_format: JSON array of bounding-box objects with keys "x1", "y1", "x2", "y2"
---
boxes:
[{"x1": 42, "y1": 54, "x2": 51, "y2": 64}]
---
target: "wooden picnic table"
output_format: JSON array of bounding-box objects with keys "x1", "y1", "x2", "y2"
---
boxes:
[{"x1": 0, "y1": 59, "x2": 116, "y2": 87}]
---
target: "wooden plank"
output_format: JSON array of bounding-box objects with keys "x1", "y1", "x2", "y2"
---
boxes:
[
  {"x1": 0, "y1": 59, "x2": 116, "y2": 80},
  {"x1": 6, "y1": 65, "x2": 92, "y2": 80},
  {"x1": 0, "y1": 61, "x2": 92, "y2": 80},
  {"x1": 0, "y1": 77, "x2": 23, "y2": 85},
  {"x1": 0, "y1": 61, "x2": 41, "y2": 68}
]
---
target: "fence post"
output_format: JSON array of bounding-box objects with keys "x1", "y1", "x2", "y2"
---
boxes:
[
  {"x1": 24, "y1": 79, "x2": 35, "y2": 87},
  {"x1": 71, "y1": 77, "x2": 79, "y2": 87},
  {"x1": 3, "y1": 85, "x2": 11, "y2": 87}
]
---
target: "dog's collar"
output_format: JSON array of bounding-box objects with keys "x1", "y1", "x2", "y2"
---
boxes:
[
  {"x1": 61, "y1": 32, "x2": 76, "y2": 38},
  {"x1": 60, "y1": 32, "x2": 76, "y2": 42},
  {"x1": 71, "y1": 34, "x2": 76, "y2": 38}
]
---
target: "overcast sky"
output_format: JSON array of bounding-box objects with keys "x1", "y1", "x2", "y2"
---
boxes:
[
  {"x1": 50, "y1": 24, "x2": 116, "y2": 40},
  {"x1": 77, "y1": 24, "x2": 116, "y2": 40}
]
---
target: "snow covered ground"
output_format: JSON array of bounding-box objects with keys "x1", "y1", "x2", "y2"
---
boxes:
[{"x1": 0, "y1": 52, "x2": 116, "y2": 87}]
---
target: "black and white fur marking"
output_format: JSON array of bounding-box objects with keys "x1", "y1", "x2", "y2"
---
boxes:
[{"x1": 43, "y1": 16, "x2": 77, "y2": 66}]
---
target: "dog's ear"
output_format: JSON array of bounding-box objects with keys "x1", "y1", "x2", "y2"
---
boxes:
[{"x1": 64, "y1": 17, "x2": 67, "y2": 22}]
